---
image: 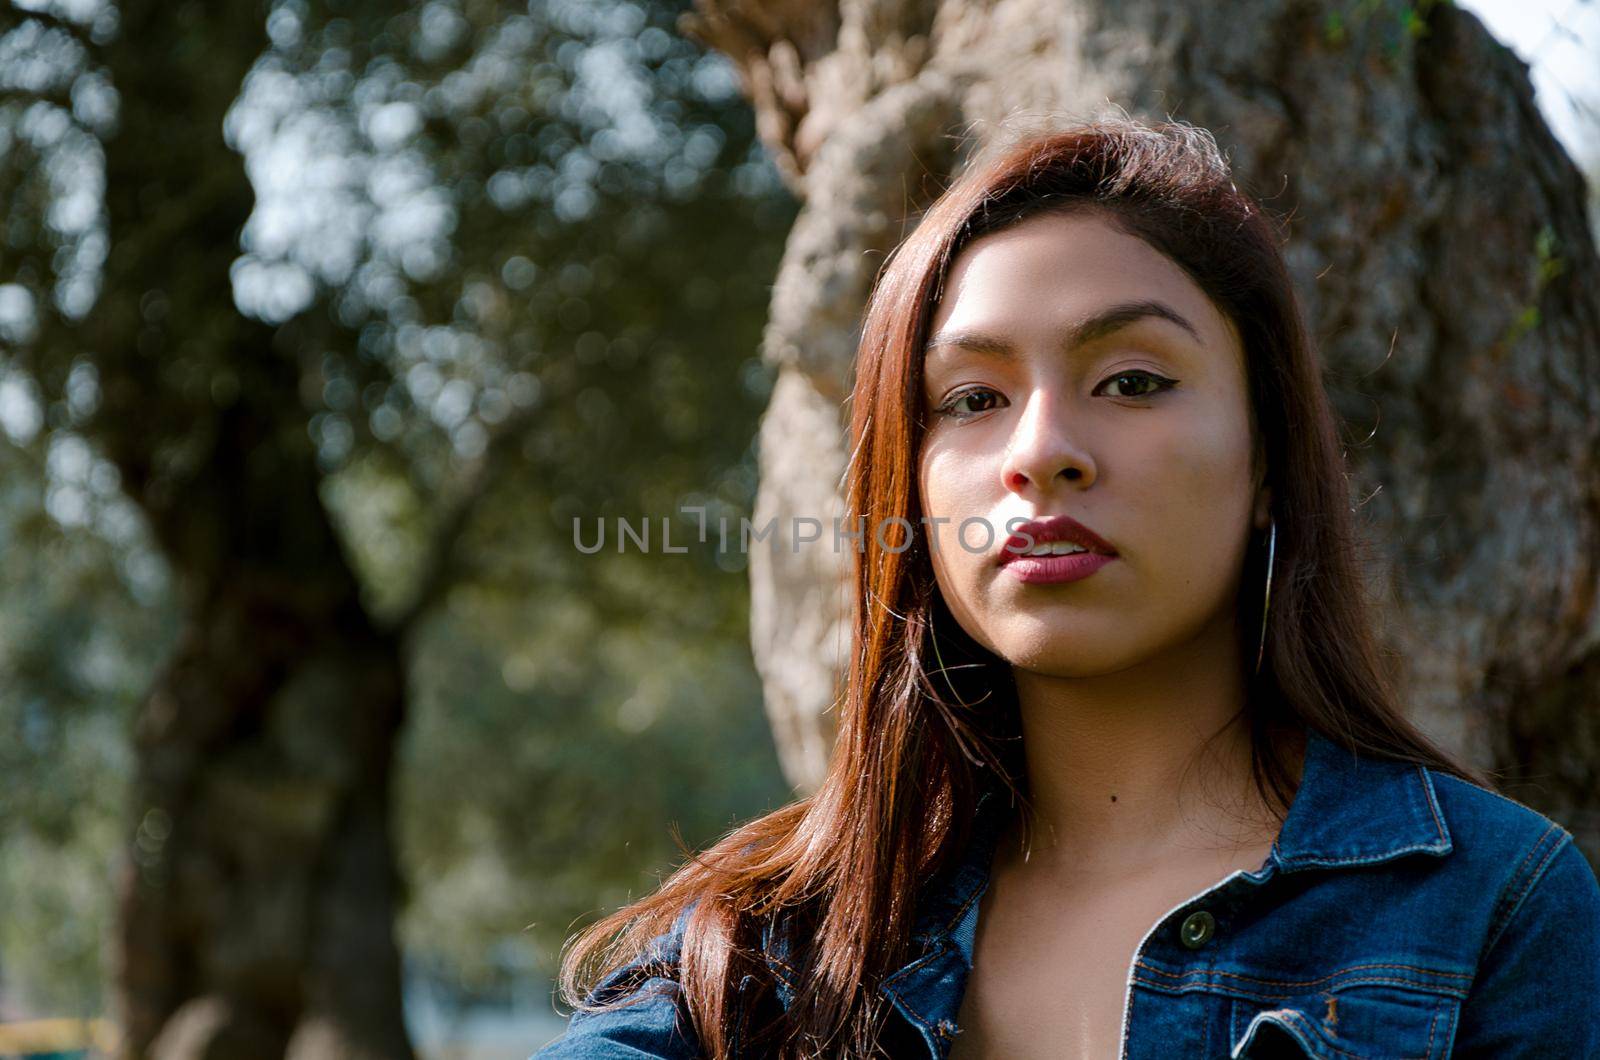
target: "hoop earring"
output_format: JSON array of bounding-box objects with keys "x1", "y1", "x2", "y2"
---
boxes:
[{"x1": 1254, "y1": 518, "x2": 1276, "y2": 677}]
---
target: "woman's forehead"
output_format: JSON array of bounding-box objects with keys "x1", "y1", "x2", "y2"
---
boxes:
[
  {"x1": 937, "y1": 214, "x2": 1211, "y2": 321},
  {"x1": 926, "y1": 213, "x2": 1243, "y2": 371}
]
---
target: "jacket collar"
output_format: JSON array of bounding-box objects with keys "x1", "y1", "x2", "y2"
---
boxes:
[{"x1": 1270, "y1": 725, "x2": 1453, "y2": 870}]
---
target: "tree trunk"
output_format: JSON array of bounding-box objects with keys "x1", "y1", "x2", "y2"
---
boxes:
[
  {"x1": 687, "y1": 0, "x2": 1600, "y2": 858},
  {"x1": 84, "y1": 2, "x2": 414, "y2": 1056}
]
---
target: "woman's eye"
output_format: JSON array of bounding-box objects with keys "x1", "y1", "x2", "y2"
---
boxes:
[
  {"x1": 932, "y1": 372, "x2": 1177, "y2": 420},
  {"x1": 1098, "y1": 370, "x2": 1178, "y2": 398},
  {"x1": 933, "y1": 387, "x2": 1005, "y2": 419}
]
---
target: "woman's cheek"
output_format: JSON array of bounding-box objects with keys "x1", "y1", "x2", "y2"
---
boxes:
[
  {"x1": 1144, "y1": 429, "x2": 1255, "y2": 610},
  {"x1": 920, "y1": 454, "x2": 994, "y2": 614},
  {"x1": 1165, "y1": 425, "x2": 1255, "y2": 538},
  {"x1": 925, "y1": 468, "x2": 993, "y2": 566}
]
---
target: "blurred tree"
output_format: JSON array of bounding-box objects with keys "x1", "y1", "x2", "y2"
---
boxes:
[
  {"x1": 1, "y1": 0, "x2": 793, "y2": 1053},
  {"x1": 7, "y1": 0, "x2": 419, "y2": 1054},
  {"x1": 689, "y1": 0, "x2": 1600, "y2": 861},
  {"x1": 0, "y1": 431, "x2": 167, "y2": 1016}
]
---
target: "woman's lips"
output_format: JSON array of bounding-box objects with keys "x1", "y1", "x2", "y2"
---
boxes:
[
  {"x1": 998, "y1": 514, "x2": 1118, "y2": 561},
  {"x1": 1000, "y1": 551, "x2": 1117, "y2": 585}
]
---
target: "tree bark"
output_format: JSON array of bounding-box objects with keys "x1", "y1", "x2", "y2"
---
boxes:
[
  {"x1": 83, "y1": 2, "x2": 414, "y2": 1056},
  {"x1": 687, "y1": 0, "x2": 1600, "y2": 858}
]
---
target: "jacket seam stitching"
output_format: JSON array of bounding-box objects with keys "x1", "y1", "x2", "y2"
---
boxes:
[
  {"x1": 1134, "y1": 973, "x2": 1468, "y2": 1002},
  {"x1": 1135, "y1": 959, "x2": 1472, "y2": 986},
  {"x1": 881, "y1": 982, "x2": 936, "y2": 1033},
  {"x1": 940, "y1": 877, "x2": 986, "y2": 934},
  {"x1": 1417, "y1": 765, "x2": 1448, "y2": 843},
  {"x1": 1240, "y1": 1005, "x2": 1445, "y2": 1060},
  {"x1": 1262, "y1": 1010, "x2": 1355, "y2": 1058},
  {"x1": 1480, "y1": 823, "x2": 1569, "y2": 962},
  {"x1": 910, "y1": 871, "x2": 989, "y2": 945}
]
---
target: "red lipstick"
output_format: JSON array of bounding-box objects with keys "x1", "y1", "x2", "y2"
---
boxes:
[{"x1": 998, "y1": 515, "x2": 1118, "y2": 585}]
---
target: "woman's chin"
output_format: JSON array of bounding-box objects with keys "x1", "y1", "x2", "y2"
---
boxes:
[{"x1": 990, "y1": 639, "x2": 1137, "y2": 678}]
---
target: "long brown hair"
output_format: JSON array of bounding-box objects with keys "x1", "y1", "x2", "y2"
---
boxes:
[{"x1": 555, "y1": 115, "x2": 1494, "y2": 1059}]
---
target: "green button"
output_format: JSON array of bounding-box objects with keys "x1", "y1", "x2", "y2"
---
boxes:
[{"x1": 1179, "y1": 910, "x2": 1216, "y2": 949}]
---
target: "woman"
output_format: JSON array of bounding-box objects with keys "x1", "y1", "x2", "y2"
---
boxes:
[{"x1": 535, "y1": 117, "x2": 1600, "y2": 1059}]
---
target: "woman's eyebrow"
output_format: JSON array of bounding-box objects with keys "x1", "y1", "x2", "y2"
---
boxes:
[{"x1": 922, "y1": 299, "x2": 1202, "y2": 360}]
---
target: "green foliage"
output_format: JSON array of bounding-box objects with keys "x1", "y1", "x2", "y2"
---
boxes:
[
  {"x1": 358, "y1": 0, "x2": 798, "y2": 985},
  {"x1": 0, "y1": 0, "x2": 796, "y2": 1016},
  {"x1": 1492, "y1": 223, "x2": 1568, "y2": 358},
  {"x1": 1320, "y1": 0, "x2": 1451, "y2": 60},
  {"x1": 1534, "y1": 223, "x2": 1566, "y2": 286},
  {"x1": 0, "y1": 437, "x2": 179, "y2": 1011}
]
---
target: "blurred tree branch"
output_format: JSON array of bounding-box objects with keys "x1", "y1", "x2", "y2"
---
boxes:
[{"x1": 388, "y1": 403, "x2": 540, "y2": 641}]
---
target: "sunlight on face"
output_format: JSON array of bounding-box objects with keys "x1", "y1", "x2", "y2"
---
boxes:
[{"x1": 916, "y1": 210, "x2": 1269, "y2": 676}]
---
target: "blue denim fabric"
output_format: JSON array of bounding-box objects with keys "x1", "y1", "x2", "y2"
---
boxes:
[{"x1": 534, "y1": 727, "x2": 1600, "y2": 1058}]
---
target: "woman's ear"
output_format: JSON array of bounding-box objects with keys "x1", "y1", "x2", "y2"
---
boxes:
[
  {"x1": 1250, "y1": 440, "x2": 1271, "y2": 531},
  {"x1": 1254, "y1": 488, "x2": 1273, "y2": 530},
  {"x1": 1253, "y1": 475, "x2": 1272, "y2": 531}
]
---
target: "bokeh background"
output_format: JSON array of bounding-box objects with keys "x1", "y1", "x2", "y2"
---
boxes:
[{"x1": 0, "y1": 0, "x2": 1596, "y2": 1057}]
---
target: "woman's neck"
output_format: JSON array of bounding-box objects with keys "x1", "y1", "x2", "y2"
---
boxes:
[{"x1": 1003, "y1": 623, "x2": 1300, "y2": 879}]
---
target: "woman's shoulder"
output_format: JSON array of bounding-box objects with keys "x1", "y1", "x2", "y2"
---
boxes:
[
  {"x1": 1424, "y1": 767, "x2": 1589, "y2": 882},
  {"x1": 531, "y1": 903, "x2": 701, "y2": 1059},
  {"x1": 1419, "y1": 771, "x2": 1600, "y2": 1053},
  {"x1": 1417, "y1": 767, "x2": 1600, "y2": 942}
]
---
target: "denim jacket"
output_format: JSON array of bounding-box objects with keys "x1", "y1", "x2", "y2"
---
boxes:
[{"x1": 534, "y1": 727, "x2": 1600, "y2": 1058}]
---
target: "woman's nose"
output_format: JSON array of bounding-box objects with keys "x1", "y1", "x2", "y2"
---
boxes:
[{"x1": 999, "y1": 389, "x2": 1097, "y2": 494}]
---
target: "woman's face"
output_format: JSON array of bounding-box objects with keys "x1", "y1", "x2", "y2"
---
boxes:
[{"x1": 916, "y1": 209, "x2": 1270, "y2": 676}]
